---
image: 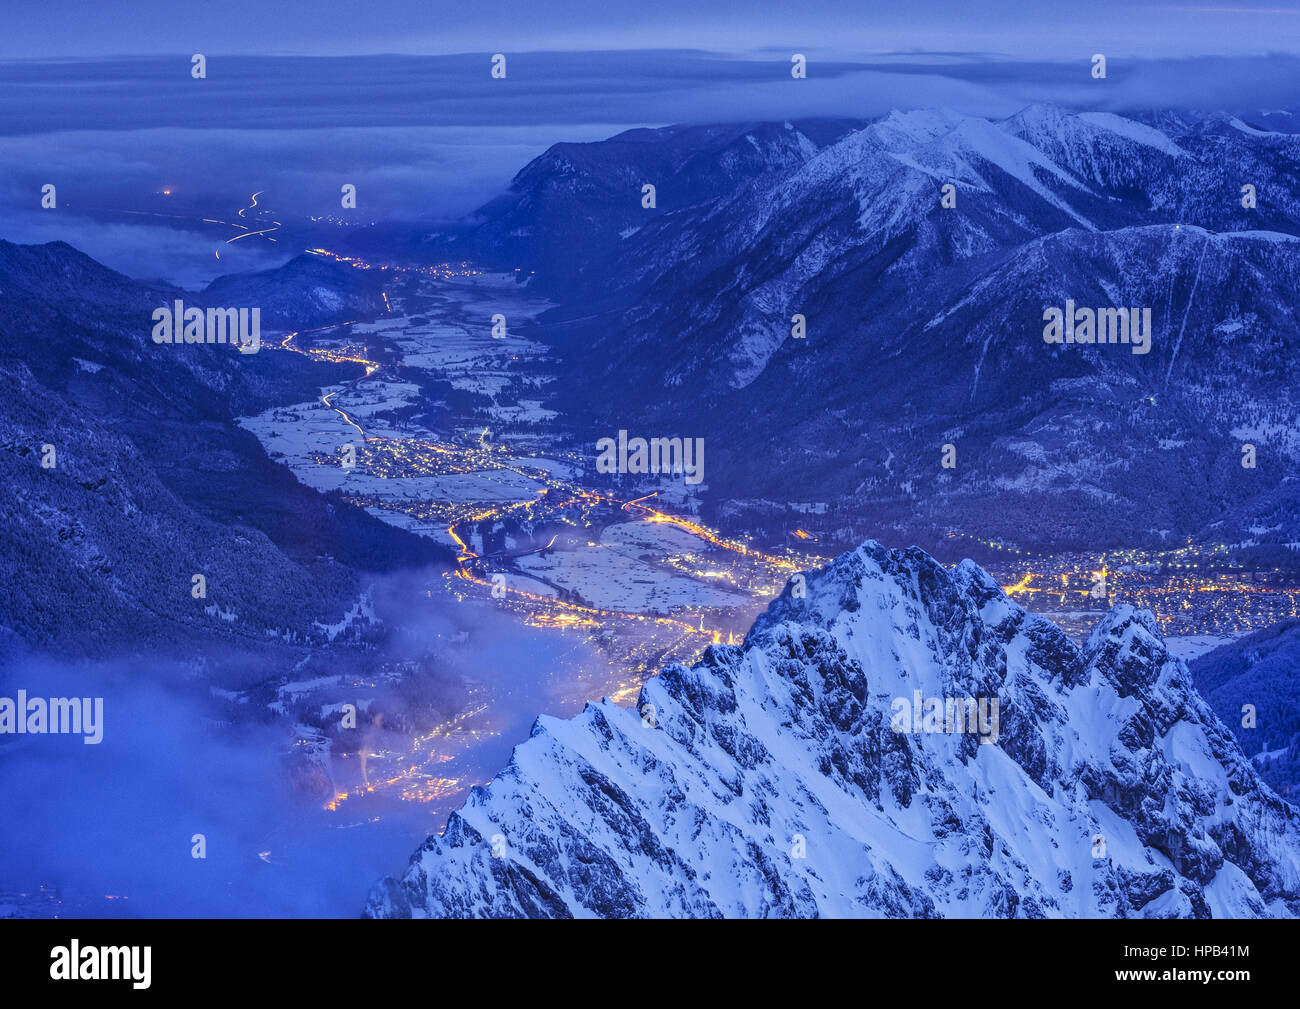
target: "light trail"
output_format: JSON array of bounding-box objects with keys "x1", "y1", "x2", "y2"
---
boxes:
[
  {"x1": 237, "y1": 191, "x2": 261, "y2": 219},
  {"x1": 321, "y1": 391, "x2": 367, "y2": 440},
  {"x1": 225, "y1": 191, "x2": 282, "y2": 244},
  {"x1": 227, "y1": 225, "x2": 280, "y2": 244}
]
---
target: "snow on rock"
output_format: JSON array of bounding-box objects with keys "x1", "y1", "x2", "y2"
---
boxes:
[{"x1": 365, "y1": 540, "x2": 1300, "y2": 918}]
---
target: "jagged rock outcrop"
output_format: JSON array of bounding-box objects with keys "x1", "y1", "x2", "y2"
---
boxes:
[{"x1": 366, "y1": 541, "x2": 1300, "y2": 918}]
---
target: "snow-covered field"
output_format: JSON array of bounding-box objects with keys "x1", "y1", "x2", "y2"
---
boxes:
[
  {"x1": 240, "y1": 273, "x2": 763, "y2": 623},
  {"x1": 239, "y1": 275, "x2": 570, "y2": 524},
  {"x1": 1163, "y1": 633, "x2": 1245, "y2": 661},
  {"x1": 515, "y1": 521, "x2": 750, "y2": 613}
]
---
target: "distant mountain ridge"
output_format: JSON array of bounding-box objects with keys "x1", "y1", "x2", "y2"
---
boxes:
[
  {"x1": 202, "y1": 252, "x2": 387, "y2": 328},
  {"x1": 346, "y1": 118, "x2": 865, "y2": 290}
]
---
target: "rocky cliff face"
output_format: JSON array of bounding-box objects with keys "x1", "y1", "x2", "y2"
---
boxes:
[{"x1": 366, "y1": 540, "x2": 1300, "y2": 918}]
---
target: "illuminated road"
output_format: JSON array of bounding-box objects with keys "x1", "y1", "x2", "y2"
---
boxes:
[
  {"x1": 226, "y1": 191, "x2": 282, "y2": 244},
  {"x1": 107, "y1": 191, "x2": 284, "y2": 247}
]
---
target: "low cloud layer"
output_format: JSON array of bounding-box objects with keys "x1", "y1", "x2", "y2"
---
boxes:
[
  {"x1": 0, "y1": 575, "x2": 619, "y2": 917},
  {"x1": 2, "y1": 51, "x2": 1296, "y2": 285}
]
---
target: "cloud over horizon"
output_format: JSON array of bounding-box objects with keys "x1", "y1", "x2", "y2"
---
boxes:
[{"x1": 2, "y1": 48, "x2": 1297, "y2": 285}]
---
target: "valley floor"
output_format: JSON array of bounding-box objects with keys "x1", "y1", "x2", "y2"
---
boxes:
[{"x1": 239, "y1": 258, "x2": 1300, "y2": 828}]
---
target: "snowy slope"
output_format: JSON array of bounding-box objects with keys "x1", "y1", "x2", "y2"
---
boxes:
[{"x1": 366, "y1": 541, "x2": 1300, "y2": 918}]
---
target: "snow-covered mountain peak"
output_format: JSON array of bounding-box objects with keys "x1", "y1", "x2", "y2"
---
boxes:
[
  {"x1": 1002, "y1": 102, "x2": 1187, "y2": 158},
  {"x1": 871, "y1": 107, "x2": 970, "y2": 145},
  {"x1": 366, "y1": 540, "x2": 1300, "y2": 918}
]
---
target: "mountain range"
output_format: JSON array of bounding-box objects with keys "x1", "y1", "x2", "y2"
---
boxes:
[{"x1": 382, "y1": 105, "x2": 1300, "y2": 557}]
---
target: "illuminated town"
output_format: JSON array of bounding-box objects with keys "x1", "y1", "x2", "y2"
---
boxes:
[
  {"x1": 240, "y1": 255, "x2": 1300, "y2": 820},
  {"x1": 951, "y1": 532, "x2": 1300, "y2": 641}
]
